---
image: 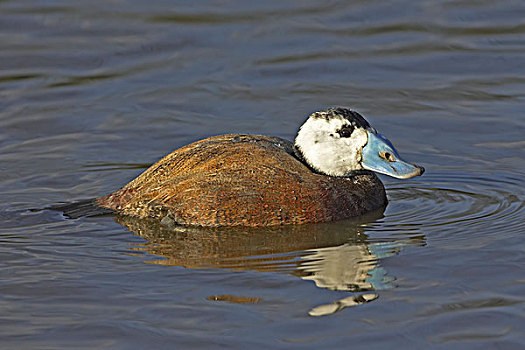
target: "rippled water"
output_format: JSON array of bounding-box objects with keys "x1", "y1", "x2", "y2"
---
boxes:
[{"x1": 1, "y1": 0, "x2": 524, "y2": 348}]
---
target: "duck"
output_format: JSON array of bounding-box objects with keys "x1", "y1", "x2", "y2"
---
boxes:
[{"x1": 94, "y1": 107, "x2": 424, "y2": 226}]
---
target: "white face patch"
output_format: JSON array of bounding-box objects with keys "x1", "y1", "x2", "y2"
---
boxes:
[{"x1": 294, "y1": 114, "x2": 369, "y2": 176}]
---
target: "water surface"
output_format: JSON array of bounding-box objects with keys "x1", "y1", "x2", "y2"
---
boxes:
[{"x1": 1, "y1": 0, "x2": 524, "y2": 348}]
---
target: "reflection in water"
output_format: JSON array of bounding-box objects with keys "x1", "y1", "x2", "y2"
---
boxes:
[
  {"x1": 207, "y1": 295, "x2": 261, "y2": 304},
  {"x1": 115, "y1": 211, "x2": 424, "y2": 316},
  {"x1": 309, "y1": 293, "x2": 379, "y2": 317}
]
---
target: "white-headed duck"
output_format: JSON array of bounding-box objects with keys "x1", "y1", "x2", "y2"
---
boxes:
[{"x1": 95, "y1": 108, "x2": 424, "y2": 226}]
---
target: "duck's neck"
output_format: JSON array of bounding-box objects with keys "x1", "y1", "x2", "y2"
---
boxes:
[{"x1": 292, "y1": 145, "x2": 322, "y2": 174}]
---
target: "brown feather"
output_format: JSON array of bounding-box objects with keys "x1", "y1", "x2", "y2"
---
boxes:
[{"x1": 95, "y1": 134, "x2": 387, "y2": 226}]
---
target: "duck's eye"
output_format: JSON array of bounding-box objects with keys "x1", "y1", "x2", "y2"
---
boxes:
[
  {"x1": 380, "y1": 152, "x2": 395, "y2": 162},
  {"x1": 337, "y1": 126, "x2": 353, "y2": 138}
]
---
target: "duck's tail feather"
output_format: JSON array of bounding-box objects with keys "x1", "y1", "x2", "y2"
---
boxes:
[{"x1": 44, "y1": 199, "x2": 114, "y2": 219}]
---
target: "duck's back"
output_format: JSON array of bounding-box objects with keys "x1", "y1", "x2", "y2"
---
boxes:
[{"x1": 95, "y1": 134, "x2": 386, "y2": 226}]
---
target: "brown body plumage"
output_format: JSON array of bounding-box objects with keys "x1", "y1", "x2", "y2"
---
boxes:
[{"x1": 95, "y1": 134, "x2": 387, "y2": 226}]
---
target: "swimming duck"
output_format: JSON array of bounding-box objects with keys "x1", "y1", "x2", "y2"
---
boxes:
[{"x1": 95, "y1": 107, "x2": 424, "y2": 226}]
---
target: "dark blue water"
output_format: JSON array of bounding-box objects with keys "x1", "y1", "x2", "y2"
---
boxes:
[{"x1": 1, "y1": 1, "x2": 524, "y2": 348}]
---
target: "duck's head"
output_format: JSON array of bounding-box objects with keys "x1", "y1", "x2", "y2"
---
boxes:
[{"x1": 294, "y1": 107, "x2": 424, "y2": 179}]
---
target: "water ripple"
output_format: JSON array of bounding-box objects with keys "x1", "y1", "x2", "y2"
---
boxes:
[{"x1": 369, "y1": 172, "x2": 525, "y2": 240}]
